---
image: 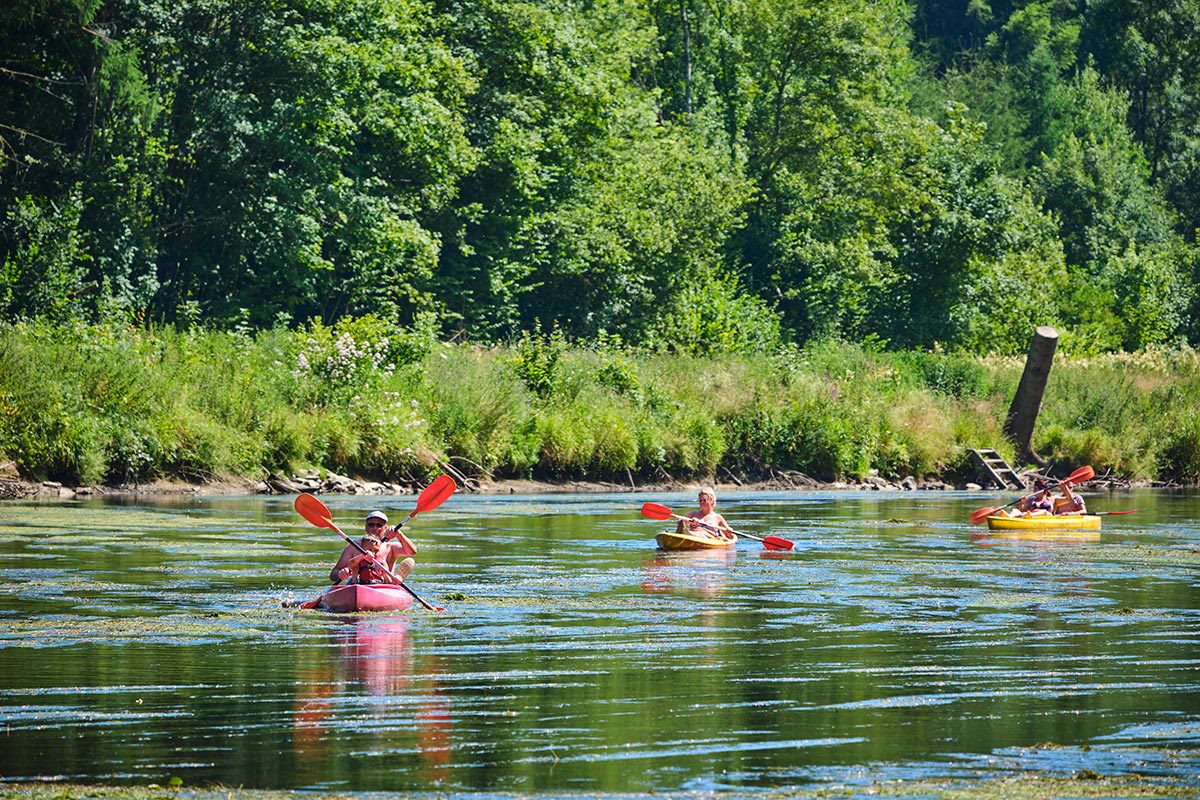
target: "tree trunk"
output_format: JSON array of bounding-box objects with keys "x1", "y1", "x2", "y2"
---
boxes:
[{"x1": 1004, "y1": 326, "x2": 1058, "y2": 466}]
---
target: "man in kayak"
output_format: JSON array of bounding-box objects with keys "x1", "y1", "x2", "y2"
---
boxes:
[
  {"x1": 677, "y1": 487, "x2": 736, "y2": 541},
  {"x1": 329, "y1": 510, "x2": 416, "y2": 584}
]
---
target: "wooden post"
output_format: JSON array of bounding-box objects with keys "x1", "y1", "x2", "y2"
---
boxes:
[{"x1": 1004, "y1": 326, "x2": 1058, "y2": 465}]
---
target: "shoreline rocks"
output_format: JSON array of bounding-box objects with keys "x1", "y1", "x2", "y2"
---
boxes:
[{"x1": 0, "y1": 469, "x2": 1177, "y2": 501}]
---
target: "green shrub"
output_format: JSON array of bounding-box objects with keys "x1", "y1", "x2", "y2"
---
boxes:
[
  {"x1": 1159, "y1": 416, "x2": 1200, "y2": 483},
  {"x1": 510, "y1": 326, "x2": 567, "y2": 400}
]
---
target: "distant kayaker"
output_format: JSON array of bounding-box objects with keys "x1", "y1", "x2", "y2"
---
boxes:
[
  {"x1": 330, "y1": 510, "x2": 417, "y2": 584},
  {"x1": 1053, "y1": 482, "x2": 1087, "y2": 515},
  {"x1": 677, "y1": 487, "x2": 735, "y2": 541}
]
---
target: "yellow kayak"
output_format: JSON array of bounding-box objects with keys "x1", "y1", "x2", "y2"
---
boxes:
[
  {"x1": 655, "y1": 530, "x2": 737, "y2": 550},
  {"x1": 985, "y1": 514, "x2": 1101, "y2": 531}
]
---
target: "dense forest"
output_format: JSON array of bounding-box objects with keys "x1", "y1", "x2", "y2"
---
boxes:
[{"x1": 4, "y1": 0, "x2": 1199, "y2": 355}]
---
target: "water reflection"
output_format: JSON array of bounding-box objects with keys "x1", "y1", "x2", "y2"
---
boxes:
[
  {"x1": 641, "y1": 549, "x2": 735, "y2": 599},
  {"x1": 291, "y1": 618, "x2": 452, "y2": 785},
  {"x1": 970, "y1": 529, "x2": 1102, "y2": 546}
]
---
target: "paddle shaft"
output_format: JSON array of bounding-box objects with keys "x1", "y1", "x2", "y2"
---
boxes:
[
  {"x1": 666, "y1": 511, "x2": 787, "y2": 548},
  {"x1": 640, "y1": 501, "x2": 794, "y2": 550}
]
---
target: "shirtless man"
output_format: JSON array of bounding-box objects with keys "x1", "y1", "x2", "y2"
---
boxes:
[{"x1": 329, "y1": 510, "x2": 417, "y2": 584}]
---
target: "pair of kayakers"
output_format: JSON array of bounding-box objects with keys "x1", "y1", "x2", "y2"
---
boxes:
[
  {"x1": 329, "y1": 510, "x2": 418, "y2": 585},
  {"x1": 997, "y1": 479, "x2": 1087, "y2": 518}
]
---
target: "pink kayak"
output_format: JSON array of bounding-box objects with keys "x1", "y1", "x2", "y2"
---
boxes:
[{"x1": 302, "y1": 584, "x2": 415, "y2": 613}]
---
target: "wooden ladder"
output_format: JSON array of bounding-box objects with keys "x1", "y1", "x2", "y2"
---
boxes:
[{"x1": 968, "y1": 448, "x2": 1025, "y2": 490}]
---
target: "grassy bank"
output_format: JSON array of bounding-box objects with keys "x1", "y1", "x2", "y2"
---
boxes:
[{"x1": 2, "y1": 320, "x2": 1198, "y2": 487}]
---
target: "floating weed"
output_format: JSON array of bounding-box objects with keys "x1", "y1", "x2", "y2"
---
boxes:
[
  {"x1": 967, "y1": 592, "x2": 1042, "y2": 609},
  {"x1": 1099, "y1": 545, "x2": 1200, "y2": 568},
  {"x1": 0, "y1": 612, "x2": 275, "y2": 646},
  {"x1": 3, "y1": 774, "x2": 1199, "y2": 799}
]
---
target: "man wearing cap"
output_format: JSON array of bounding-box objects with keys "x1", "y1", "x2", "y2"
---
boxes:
[{"x1": 328, "y1": 510, "x2": 418, "y2": 584}]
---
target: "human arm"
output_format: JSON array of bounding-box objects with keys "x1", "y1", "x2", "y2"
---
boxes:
[{"x1": 383, "y1": 526, "x2": 417, "y2": 557}]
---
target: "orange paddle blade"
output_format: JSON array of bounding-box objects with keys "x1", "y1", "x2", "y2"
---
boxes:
[
  {"x1": 969, "y1": 506, "x2": 998, "y2": 525},
  {"x1": 415, "y1": 474, "x2": 457, "y2": 514},
  {"x1": 295, "y1": 493, "x2": 335, "y2": 529},
  {"x1": 1066, "y1": 465, "x2": 1094, "y2": 484},
  {"x1": 641, "y1": 502, "x2": 675, "y2": 521}
]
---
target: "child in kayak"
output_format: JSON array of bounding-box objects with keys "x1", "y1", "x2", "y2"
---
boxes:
[
  {"x1": 329, "y1": 510, "x2": 417, "y2": 584},
  {"x1": 676, "y1": 487, "x2": 736, "y2": 542}
]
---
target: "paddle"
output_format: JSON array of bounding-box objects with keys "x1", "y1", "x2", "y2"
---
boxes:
[
  {"x1": 640, "y1": 502, "x2": 795, "y2": 551},
  {"x1": 1095, "y1": 509, "x2": 1138, "y2": 516},
  {"x1": 294, "y1": 477, "x2": 457, "y2": 611},
  {"x1": 968, "y1": 465, "x2": 1094, "y2": 525}
]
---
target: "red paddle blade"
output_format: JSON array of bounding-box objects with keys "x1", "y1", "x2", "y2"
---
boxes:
[
  {"x1": 1066, "y1": 465, "x2": 1094, "y2": 484},
  {"x1": 641, "y1": 502, "x2": 674, "y2": 521},
  {"x1": 762, "y1": 536, "x2": 794, "y2": 550},
  {"x1": 295, "y1": 493, "x2": 334, "y2": 529},
  {"x1": 1100, "y1": 509, "x2": 1138, "y2": 515},
  {"x1": 969, "y1": 506, "x2": 998, "y2": 525},
  {"x1": 415, "y1": 474, "x2": 457, "y2": 514}
]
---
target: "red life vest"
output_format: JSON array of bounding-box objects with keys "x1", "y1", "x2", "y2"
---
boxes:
[{"x1": 356, "y1": 557, "x2": 389, "y2": 584}]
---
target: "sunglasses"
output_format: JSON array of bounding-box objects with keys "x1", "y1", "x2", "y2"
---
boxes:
[{"x1": 366, "y1": 520, "x2": 386, "y2": 528}]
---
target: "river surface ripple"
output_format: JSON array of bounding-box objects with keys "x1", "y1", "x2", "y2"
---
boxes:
[{"x1": 0, "y1": 488, "x2": 1197, "y2": 793}]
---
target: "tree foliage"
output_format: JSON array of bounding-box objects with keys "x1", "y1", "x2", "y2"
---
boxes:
[{"x1": 2, "y1": 0, "x2": 1199, "y2": 354}]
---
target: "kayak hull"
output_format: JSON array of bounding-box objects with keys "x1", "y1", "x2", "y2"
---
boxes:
[
  {"x1": 315, "y1": 584, "x2": 415, "y2": 613},
  {"x1": 655, "y1": 530, "x2": 736, "y2": 550},
  {"x1": 985, "y1": 514, "x2": 1101, "y2": 531}
]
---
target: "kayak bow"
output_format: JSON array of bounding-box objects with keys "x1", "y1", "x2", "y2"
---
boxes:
[
  {"x1": 303, "y1": 584, "x2": 416, "y2": 613},
  {"x1": 655, "y1": 530, "x2": 737, "y2": 551}
]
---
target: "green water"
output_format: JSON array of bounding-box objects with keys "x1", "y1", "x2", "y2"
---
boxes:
[{"x1": 0, "y1": 489, "x2": 1197, "y2": 793}]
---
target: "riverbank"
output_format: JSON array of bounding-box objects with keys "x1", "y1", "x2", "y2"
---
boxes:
[
  {"x1": 3, "y1": 322, "x2": 1199, "y2": 493},
  {"x1": 0, "y1": 468, "x2": 1165, "y2": 502}
]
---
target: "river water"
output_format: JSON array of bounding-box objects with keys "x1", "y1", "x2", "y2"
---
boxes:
[{"x1": 0, "y1": 488, "x2": 1197, "y2": 794}]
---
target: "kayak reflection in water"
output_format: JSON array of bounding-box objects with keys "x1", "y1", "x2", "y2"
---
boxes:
[
  {"x1": 330, "y1": 510, "x2": 417, "y2": 585},
  {"x1": 676, "y1": 486, "x2": 736, "y2": 542}
]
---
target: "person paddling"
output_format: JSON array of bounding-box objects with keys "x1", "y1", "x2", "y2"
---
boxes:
[
  {"x1": 1052, "y1": 482, "x2": 1087, "y2": 515},
  {"x1": 677, "y1": 487, "x2": 735, "y2": 542},
  {"x1": 997, "y1": 479, "x2": 1054, "y2": 518},
  {"x1": 330, "y1": 510, "x2": 416, "y2": 585}
]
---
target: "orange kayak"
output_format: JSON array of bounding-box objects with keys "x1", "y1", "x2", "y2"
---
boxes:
[{"x1": 655, "y1": 530, "x2": 737, "y2": 550}]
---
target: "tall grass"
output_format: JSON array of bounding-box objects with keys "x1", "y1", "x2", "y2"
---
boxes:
[{"x1": 2, "y1": 320, "x2": 1198, "y2": 485}]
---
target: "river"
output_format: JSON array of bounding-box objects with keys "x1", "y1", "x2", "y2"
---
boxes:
[{"x1": 0, "y1": 488, "x2": 1197, "y2": 794}]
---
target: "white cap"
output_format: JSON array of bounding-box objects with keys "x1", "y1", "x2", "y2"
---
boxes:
[{"x1": 366, "y1": 510, "x2": 388, "y2": 523}]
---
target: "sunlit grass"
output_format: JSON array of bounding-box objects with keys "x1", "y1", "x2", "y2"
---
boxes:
[{"x1": 2, "y1": 321, "x2": 1198, "y2": 486}]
